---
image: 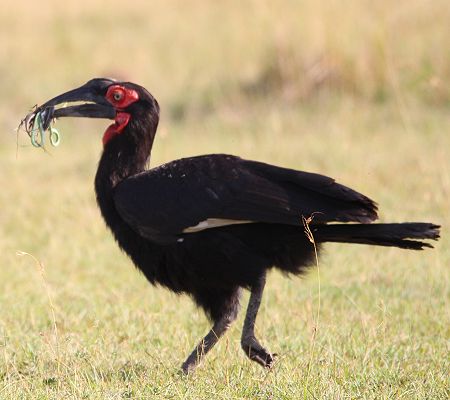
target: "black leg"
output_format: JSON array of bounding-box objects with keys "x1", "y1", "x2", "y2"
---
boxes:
[
  {"x1": 241, "y1": 272, "x2": 275, "y2": 368},
  {"x1": 181, "y1": 312, "x2": 236, "y2": 374},
  {"x1": 181, "y1": 291, "x2": 240, "y2": 374}
]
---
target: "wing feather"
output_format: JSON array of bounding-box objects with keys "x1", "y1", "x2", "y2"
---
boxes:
[{"x1": 114, "y1": 155, "x2": 378, "y2": 242}]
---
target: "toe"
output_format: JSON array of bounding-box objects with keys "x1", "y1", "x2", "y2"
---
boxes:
[{"x1": 241, "y1": 337, "x2": 276, "y2": 368}]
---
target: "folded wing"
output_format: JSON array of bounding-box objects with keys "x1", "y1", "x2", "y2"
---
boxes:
[{"x1": 114, "y1": 154, "x2": 378, "y2": 242}]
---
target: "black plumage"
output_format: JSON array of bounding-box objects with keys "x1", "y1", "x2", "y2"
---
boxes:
[{"x1": 23, "y1": 78, "x2": 440, "y2": 373}]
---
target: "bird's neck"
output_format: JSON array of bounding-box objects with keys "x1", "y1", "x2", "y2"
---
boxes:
[
  {"x1": 96, "y1": 140, "x2": 148, "y2": 192},
  {"x1": 95, "y1": 116, "x2": 156, "y2": 188},
  {"x1": 94, "y1": 116, "x2": 157, "y2": 224}
]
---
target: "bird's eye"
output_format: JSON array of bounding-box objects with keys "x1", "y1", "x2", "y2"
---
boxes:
[
  {"x1": 113, "y1": 91, "x2": 123, "y2": 101},
  {"x1": 105, "y1": 85, "x2": 139, "y2": 107}
]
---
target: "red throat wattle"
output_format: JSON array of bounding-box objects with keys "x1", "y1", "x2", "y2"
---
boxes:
[{"x1": 102, "y1": 112, "x2": 131, "y2": 146}]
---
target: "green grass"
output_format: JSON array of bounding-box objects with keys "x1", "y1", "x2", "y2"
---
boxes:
[{"x1": 1, "y1": 1, "x2": 449, "y2": 399}]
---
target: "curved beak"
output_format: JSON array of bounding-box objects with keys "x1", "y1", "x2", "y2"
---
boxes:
[{"x1": 23, "y1": 78, "x2": 116, "y2": 132}]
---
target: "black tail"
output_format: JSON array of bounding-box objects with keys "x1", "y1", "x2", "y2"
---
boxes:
[{"x1": 314, "y1": 223, "x2": 440, "y2": 250}]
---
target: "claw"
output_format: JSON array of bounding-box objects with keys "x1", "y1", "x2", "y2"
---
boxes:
[{"x1": 241, "y1": 336, "x2": 276, "y2": 369}]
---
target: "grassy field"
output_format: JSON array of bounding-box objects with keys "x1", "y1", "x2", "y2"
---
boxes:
[{"x1": 1, "y1": 1, "x2": 449, "y2": 399}]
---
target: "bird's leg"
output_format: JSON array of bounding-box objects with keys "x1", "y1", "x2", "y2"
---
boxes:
[
  {"x1": 181, "y1": 311, "x2": 236, "y2": 374},
  {"x1": 241, "y1": 272, "x2": 275, "y2": 368}
]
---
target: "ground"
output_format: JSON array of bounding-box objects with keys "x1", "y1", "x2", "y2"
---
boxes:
[{"x1": 0, "y1": 1, "x2": 449, "y2": 399}]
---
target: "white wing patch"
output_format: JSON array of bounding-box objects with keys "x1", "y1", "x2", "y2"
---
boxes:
[{"x1": 183, "y1": 218, "x2": 254, "y2": 233}]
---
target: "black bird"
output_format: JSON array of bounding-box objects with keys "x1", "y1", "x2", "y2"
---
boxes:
[{"x1": 24, "y1": 78, "x2": 440, "y2": 373}]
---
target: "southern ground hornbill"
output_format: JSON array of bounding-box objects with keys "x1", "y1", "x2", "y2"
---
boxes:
[{"x1": 23, "y1": 78, "x2": 440, "y2": 373}]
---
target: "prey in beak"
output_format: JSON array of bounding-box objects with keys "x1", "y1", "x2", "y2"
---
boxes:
[
  {"x1": 20, "y1": 78, "x2": 142, "y2": 147},
  {"x1": 21, "y1": 78, "x2": 118, "y2": 136}
]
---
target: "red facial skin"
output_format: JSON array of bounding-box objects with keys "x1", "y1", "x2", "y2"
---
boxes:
[
  {"x1": 102, "y1": 85, "x2": 139, "y2": 146},
  {"x1": 105, "y1": 85, "x2": 139, "y2": 109},
  {"x1": 102, "y1": 112, "x2": 131, "y2": 146}
]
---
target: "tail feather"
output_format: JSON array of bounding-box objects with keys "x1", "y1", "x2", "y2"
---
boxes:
[{"x1": 314, "y1": 223, "x2": 440, "y2": 250}]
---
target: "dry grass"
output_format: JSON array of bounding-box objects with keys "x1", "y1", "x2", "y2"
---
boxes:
[{"x1": 0, "y1": 1, "x2": 449, "y2": 399}]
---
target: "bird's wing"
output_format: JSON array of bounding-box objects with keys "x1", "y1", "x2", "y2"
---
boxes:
[{"x1": 113, "y1": 154, "x2": 378, "y2": 242}]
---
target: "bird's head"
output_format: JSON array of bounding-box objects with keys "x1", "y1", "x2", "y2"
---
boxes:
[{"x1": 24, "y1": 78, "x2": 160, "y2": 147}]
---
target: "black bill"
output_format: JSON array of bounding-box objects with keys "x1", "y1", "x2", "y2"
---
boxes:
[{"x1": 21, "y1": 78, "x2": 117, "y2": 133}]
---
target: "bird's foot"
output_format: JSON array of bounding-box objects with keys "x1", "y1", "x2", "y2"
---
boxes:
[
  {"x1": 241, "y1": 336, "x2": 276, "y2": 369},
  {"x1": 181, "y1": 351, "x2": 202, "y2": 375},
  {"x1": 181, "y1": 359, "x2": 196, "y2": 375}
]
